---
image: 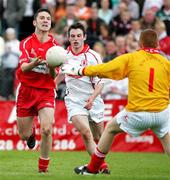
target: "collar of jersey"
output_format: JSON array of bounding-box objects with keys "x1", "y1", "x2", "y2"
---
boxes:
[
  {"x1": 140, "y1": 47, "x2": 160, "y2": 54},
  {"x1": 32, "y1": 33, "x2": 53, "y2": 44},
  {"x1": 67, "y1": 44, "x2": 90, "y2": 56}
]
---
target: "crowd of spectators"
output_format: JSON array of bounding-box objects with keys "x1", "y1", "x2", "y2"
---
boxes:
[{"x1": 0, "y1": 0, "x2": 170, "y2": 101}]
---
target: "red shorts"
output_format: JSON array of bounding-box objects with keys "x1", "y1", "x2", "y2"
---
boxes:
[{"x1": 16, "y1": 84, "x2": 56, "y2": 117}]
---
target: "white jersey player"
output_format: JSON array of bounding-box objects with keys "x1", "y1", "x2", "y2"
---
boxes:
[
  {"x1": 55, "y1": 22, "x2": 110, "y2": 174},
  {"x1": 64, "y1": 44, "x2": 104, "y2": 122}
]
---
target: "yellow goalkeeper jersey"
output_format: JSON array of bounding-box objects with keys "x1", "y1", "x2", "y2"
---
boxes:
[{"x1": 83, "y1": 49, "x2": 170, "y2": 112}]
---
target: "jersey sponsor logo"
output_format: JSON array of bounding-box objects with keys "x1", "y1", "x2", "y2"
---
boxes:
[
  {"x1": 32, "y1": 64, "x2": 49, "y2": 74},
  {"x1": 38, "y1": 48, "x2": 44, "y2": 51}
]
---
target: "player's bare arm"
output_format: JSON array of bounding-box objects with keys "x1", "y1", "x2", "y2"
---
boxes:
[
  {"x1": 21, "y1": 57, "x2": 45, "y2": 72},
  {"x1": 84, "y1": 83, "x2": 104, "y2": 110}
]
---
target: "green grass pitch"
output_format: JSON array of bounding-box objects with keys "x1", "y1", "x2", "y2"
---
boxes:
[{"x1": 0, "y1": 151, "x2": 170, "y2": 180}]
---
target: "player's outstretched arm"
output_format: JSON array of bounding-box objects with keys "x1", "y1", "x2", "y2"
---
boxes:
[{"x1": 61, "y1": 54, "x2": 129, "y2": 80}]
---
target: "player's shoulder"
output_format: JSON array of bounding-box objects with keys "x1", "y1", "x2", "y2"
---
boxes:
[
  {"x1": 88, "y1": 49, "x2": 102, "y2": 60},
  {"x1": 48, "y1": 34, "x2": 58, "y2": 45},
  {"x1": 20, "y1": 34, "x2": 34, "y2": 46},
  {"x1": 88, "y1": 48, "x2": 100, "y2": 56},
  {"x1": 157, "y1": 51, "x2": 170, "y2": 61},
  {"x1": 116, "y1": 52, "x2": 134, "y2": 60},
  {"x1": 125, "y1": 50, "x2": 143, "y2": 58},
  {"x1": 129, "y1": 50, "x2": 140, "y2": 55}
]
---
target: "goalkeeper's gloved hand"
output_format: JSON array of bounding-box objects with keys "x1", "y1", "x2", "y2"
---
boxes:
[{"x1": 61, "y1": 64, "x2": 84, "y2": 76}]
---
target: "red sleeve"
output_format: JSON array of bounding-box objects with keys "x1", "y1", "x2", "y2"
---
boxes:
[{"x1": 19, "y1": 39, "x2": 31, "y2": 66}]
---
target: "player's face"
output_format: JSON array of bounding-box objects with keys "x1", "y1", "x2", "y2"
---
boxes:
[
  {"x1": 69, "y1": 29, "x2": 86, "y2": 49},
  {"x1": 33, "y1": 11, "x2": 51, "y2": 32}
]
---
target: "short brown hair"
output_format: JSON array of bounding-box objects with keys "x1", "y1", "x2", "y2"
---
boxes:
[
  {"x1": 68, "y1": 22, "x2": 86, "y2": 36},
  {"x1": 33, "y1": 8, "x2": 51, "y2": 20},
  {"x1": 139, "y1": 29, "x2": 158, "y2": 48}
]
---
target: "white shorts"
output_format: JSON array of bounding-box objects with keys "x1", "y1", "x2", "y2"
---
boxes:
[
  {"x1": 116, "y1": 106, "x2": 170, "y2": 138},
  {"x1": 64, "y1": 96, "x2": 104, "y2": 123}
]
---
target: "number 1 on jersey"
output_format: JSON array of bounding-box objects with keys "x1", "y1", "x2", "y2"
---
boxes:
[{"x1": 149, "y1": 68, "x2": 154, "y2": 92}]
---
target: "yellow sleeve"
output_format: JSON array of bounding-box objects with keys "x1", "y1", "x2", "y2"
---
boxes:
[
  {"x1": 169, "y1": 61, "x2": 170, "y2": 83},
  {"x1": 84, "y1": 53, "x2": 130, "y2": 80}
]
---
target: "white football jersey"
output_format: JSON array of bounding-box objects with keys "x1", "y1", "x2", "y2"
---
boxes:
[{"x1": 64, "y1": 45, "x2": 104, "y2": 100}]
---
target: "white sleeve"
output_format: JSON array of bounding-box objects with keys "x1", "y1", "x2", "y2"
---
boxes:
[
  {"x1": 88, "y1": 49, "x2": 104, "y2": 85},
  {"x1": 89, "y1": 49, "x2": 103, "y2": 65}
]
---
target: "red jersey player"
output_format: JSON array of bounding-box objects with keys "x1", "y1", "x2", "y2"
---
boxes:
[{"x1": 16, "y1": 8, "x2": 58, "y2": 173}]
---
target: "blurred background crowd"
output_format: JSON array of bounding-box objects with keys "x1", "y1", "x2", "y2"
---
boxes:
[{"x1": 0, "y1": 0, "x2": 170, "y2": 101}]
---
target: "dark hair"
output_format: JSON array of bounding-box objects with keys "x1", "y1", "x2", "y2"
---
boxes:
[
  {"x1": 139, "y1": 29, "x2": 158, "y2": 48},
  {"x1": 68, "y1": 22, "x2": 86, "y2": 36},
  {"x1": 33, "y1": 8, "x2": 51, "y2": 20}
]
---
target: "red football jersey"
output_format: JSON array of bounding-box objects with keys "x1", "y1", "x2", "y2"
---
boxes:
[
  {"x1": 17, "y1": 33, "x2": 58, "y2": 89},
  {"x1": 159, "y1": 36, "x2": 170, "y2": 56}
]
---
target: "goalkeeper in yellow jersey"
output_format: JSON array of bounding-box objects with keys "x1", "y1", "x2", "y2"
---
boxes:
[{"x1": 61, "y1": 29, "x2": 170, "y2": 175}]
